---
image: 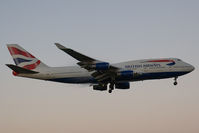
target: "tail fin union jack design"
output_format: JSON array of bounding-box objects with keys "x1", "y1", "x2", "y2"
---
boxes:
[{"x1": 7, "y1": 44, "x2": 43, "y2": 75}]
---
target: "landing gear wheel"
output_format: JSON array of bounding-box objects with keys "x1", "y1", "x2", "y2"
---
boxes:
[
  {"x1": 174, "y1": 81, "x2": 177, "y2": 86},
  {"x1": 174, "y1": 77, "x2": 178, "y2": 86},
  {"x1": 108, "y1": 83, "x2": 114, "y2": 93}
]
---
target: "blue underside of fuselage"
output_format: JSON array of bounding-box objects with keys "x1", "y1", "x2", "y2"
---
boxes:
[{"x1": 47, "y1": 71, "x2": 189, "y2": 84}]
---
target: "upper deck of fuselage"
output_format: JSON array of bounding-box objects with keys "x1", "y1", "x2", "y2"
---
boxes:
[{"x1": 112, "y1": 58, "x2": 194, "y2": 73}]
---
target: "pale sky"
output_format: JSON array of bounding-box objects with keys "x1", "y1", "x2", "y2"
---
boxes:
[{"x1": 0, "y1": 0, "x2": 199, "y2": 133}]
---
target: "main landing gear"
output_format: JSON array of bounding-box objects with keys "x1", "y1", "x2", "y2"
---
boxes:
[
  {"x1": 173, "y1": 77, "x2": 178, "y2": 86},
  {"x1": 108, "y1": 83, "x2": 114, "y2": 93}
]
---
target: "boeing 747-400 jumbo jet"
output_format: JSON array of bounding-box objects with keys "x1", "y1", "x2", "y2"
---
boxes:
[{"x1": 6, "y1": 43, "x2": 195, "y2": 93}]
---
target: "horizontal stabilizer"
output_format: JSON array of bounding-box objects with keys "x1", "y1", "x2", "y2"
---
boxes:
[{"x1": 6, "y1": 64, "x2": 39, "y2": 74}]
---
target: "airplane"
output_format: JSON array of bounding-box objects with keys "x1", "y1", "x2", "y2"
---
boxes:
[{"x1": 6, "y1": 43, "x2": 195, "y2": 93}]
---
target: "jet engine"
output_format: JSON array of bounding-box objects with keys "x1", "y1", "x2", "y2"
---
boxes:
[
  {"x1": 115, "y1": 82, "x2": 130, "y2": 89},
  {"x1": 92, "y1": 62, "x2": 110, "y2": 70},
  {"x1": 117, "y1": 70, "x2": 134, "y2": 80},
  {"x1": 93, "y1": 85, "x2": 107, "y2": 91}
]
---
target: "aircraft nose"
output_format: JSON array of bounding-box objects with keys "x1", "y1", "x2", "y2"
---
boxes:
[
  {"x1": 188, "y1": 64, "x2": 195, "y2": 72},
  {"x1": 191, "y1": 65, "x2": 195, "y2": 71},
  {"x1": 184, "y1": 62, "x2": 195, "y2": 72}
]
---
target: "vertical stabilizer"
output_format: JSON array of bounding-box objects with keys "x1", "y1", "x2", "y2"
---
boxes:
[{"x1": 7, "y1": 44, "x2": 48, "y2": 70}]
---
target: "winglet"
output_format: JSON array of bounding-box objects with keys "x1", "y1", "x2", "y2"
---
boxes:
[{"x1": 55, "y1": 43, "x2": 67, "y2": 50}]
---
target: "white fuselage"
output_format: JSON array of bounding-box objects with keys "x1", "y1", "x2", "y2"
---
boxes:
[{"x1": 17, "y1": 58, "x2": 194, "y2": 84}]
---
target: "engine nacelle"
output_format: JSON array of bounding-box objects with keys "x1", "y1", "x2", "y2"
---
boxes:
[
  {"x1": 115, "y1": 82, "x2": 130, "y2": 89},
  {"x1": 92, "y1": 62, "x2": 110, "y2": 70},
  {"x1": 93, "y1": 85, "x2": 107, "y2": 91},
  {"x1": 117, "y1": 70, "x2": 133, "y2": 78}
]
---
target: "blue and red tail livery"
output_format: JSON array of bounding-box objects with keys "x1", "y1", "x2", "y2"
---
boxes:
[
  {"x1": 7, "y1": 44, "x2": 47, "y2": 71},
  {"x1": 8, "y1": 46, "x2": 35, "y2": 58}
]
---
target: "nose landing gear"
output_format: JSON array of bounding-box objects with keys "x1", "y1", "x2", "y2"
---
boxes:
[
  {"x1": 173, "y1": 77, "x2": 178, "y2": 85},
  {"x1": 108, "y1": 83, "x2": 114, "y2": 93}
]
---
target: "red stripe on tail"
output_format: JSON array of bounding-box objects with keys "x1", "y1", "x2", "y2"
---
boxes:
[
  {"x1": 8, "y1": 47, "x2": 35, "y2": 58},
  {"x1": 23, "y1": 60, "x2": 41, "y2": 70}
]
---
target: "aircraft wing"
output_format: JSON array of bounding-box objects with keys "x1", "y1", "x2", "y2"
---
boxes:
[
  {"x1": 55, "y1": 43, "x2": 96, "y2": 62},
  {"x1": 55, "y1": 43, "x2": 119, "y2": 83}
]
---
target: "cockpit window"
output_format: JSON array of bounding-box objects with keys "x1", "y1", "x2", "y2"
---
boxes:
[{"x1": 177, "y1": 59, "x2": 181, "y2": 61}]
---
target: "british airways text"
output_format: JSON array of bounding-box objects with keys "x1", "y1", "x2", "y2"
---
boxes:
[{"x1": 125, "y1": 64, "x2": 161, "y2": 68}]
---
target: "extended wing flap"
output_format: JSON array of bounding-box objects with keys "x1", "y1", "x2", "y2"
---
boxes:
[{"x1": 6, "y1": 64, "x2": 39, "y2": 74}]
